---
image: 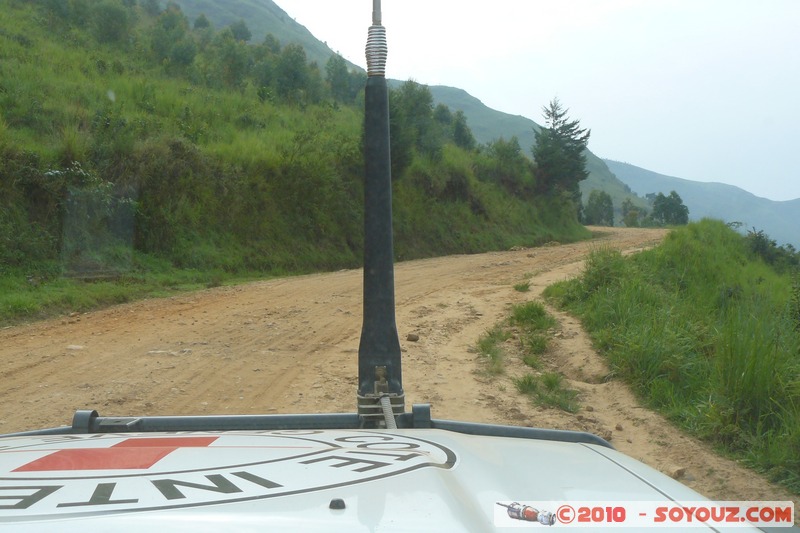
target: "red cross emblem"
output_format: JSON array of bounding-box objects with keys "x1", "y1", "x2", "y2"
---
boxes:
[{"x1": 13, "y1": 437, "x2": 218, "y2": 472}]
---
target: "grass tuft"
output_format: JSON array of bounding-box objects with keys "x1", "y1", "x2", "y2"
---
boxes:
[
  {"x1": 513, "y1": 281, "x2": 531, "y2": 292},
  {"x1": 515, "y1": 372, "x2": 580, "y2": 413},
  {"x1": 476, "y1": 326, "x2": 511, "y2": 375}
]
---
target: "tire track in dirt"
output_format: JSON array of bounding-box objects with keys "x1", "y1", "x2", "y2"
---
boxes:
[{"x1": 0, "y1": 227, "x2": 795, "y2": 516}]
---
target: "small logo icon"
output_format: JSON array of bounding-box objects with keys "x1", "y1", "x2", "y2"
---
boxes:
[{"x1": 497, "y1": 502, "x2": 556, "y2": 525}]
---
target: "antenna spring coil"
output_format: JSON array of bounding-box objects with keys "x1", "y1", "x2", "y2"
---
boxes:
[{"x1": 366, "y1": 25, "x2": 387, "y2": 77}]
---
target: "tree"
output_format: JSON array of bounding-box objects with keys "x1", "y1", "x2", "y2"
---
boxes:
[
  {"x1": 251, "y1": 35, "x2": 280, "y2": 101},
  {"x1": 149, "y1": 4, "x2": 188, "y2": 63},
  {"x1": 325, "y1": 54, "x2": 350, "y2": 103},
  {"x1": 304, "y1": 61, "x2": 325, "y2": 104},
  {"x1": 91, "y1": 0, "x2": 132, "y2": 44},
  {"x1": 476, "y1": 136, "x2": 534, "y2": 195},
  {"x1": 193, "y1": 14, "x2": 211, "y2": 30},
  {"x1": 389, "y1": 81, "x2": 442, "y2": 168},
  {"x1": 532, "y1": 98, "x2": 590, "y2": 204},
  {"x1": 433, "y1": 104, "x2": 452, "y2": 127},
  {"x1": 621, "y1": 198, "x2": 645, "y2": 227},
  {"x1": 210, "y1": 29, "x2": 251, "y2": 89},
  {"x1": 169, "y1": 38, "x2": 197, "y2": 69},
  {"x1": 262, "y1": 34, "x2": 281, "y2": 55},
  {"x1": 452, "y1": 110, "x2": 476, "y2": 151},
  {"x1": 392, "y1": 81, "x2": 435, "y2": 141},
  {"x1": 430, "y1": 105, "x2": 474, "y2": 150},
  {"x1": 275, "y1": 44, "x2": 309, "y2": 102},
  {"x1": 583, "y1": 190, "x2": 614, "y2": 226},
  {"x1": 347, "y1": 70, "x2": 367, "y2": 101},
  {"x1": 229, "y1": 19, "x2": 252, "y2": 43},
  {"x1": 650, "y1": 190, "x2": 689, "y2": 225},
  {"x1": 68, "y1": 0, "x2": 91, "y2": 26},
  {"x1": 142, "y1": 0, "x2": 160, "y2": 17}
]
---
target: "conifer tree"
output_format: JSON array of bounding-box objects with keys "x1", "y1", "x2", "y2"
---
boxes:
[{"x1": 532, "y1": 98, "x2": 590, "y2": 205}]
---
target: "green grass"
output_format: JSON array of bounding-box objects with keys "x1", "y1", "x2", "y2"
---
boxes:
[
  {"x1": 514, "y1": 372, "x2": 580, "y2": 413},
  {"x1": 513, "y1": 305, "x2": 568, "y2": 400},
  {"x1": 1, "y1": 0, "x2": 593, "y2": 325},
  {"x1": 524, "y1": 334, "x2": 549, "y2": 357},
  {"x1": 513, "y1": 281, "x2": 531, "y2": 292},
  {"x1": 477, "y1": 299, "x2": 574, "y2": 411},
  {"x1": 474, "y1": 300, "x2": 559, "y2": 373},
  {"x1": 510, "y1": 301, "x2": 557, "y2": 362},
  {"x1": 476, "y1": 326, "x2": 511, "y2": 375},
  {"x1": 0, "y1": 3, "x2": 612, "y2": 478},
  {"x1": 544, "y1": 219, "x2": 800, "y2": 493},
  {"x1": 0, "y1": 257, "x2": 266, "y2": 326},
  {"x1": 511, "y1": 301, "x2": 557, "y2": 331}
]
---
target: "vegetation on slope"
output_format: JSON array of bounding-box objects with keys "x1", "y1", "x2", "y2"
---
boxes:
[
  {"x1": 0, "y1": 0, "x2": 589, "y2": 323},
  {"x1": 545, "y1": 219, "x2": 800, "y2": 492}
]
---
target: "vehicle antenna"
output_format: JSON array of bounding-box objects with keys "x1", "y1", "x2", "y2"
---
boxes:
[
  {"x1": 372, "y1": 0, "x2": 381, "y2": 25},
  {"x1": 358, "y1": 0, "x2": 403, "y2": 428}
]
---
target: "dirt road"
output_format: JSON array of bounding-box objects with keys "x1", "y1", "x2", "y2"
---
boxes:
[{"x1": 1, "y1": 227, "x2": 795, "y2": 510}]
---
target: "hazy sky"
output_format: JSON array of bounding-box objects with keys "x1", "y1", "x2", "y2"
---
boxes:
[{"x1": 276, "y1": 1, "x2": 799, "y2": 202}]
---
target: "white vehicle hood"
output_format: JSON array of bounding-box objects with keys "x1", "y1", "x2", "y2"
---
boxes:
[{"x1": 0, "y1": 428, "x2": 760, "y2": 531}]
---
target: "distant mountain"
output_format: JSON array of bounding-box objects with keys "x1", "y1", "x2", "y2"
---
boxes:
[
  {"x1": 426, "y1": 86, "x2": 543, "y2": 147},
  {"x1": 168, "y1": 0, "x2": 353, "y2": 68},
  {"x1": 605, "y1": 160, "x2": 800, "y2": 248}
]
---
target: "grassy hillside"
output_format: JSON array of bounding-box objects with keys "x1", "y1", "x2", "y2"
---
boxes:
[
  {"x1": 0, "y1": 0, "x2": 589, "y2": 323},
  {"x1": 168, "y1": 0, "x2": 347, "y2": 68},
  {"x1": 165, "y1": 0, "x2": 646, "y2": 217},
  {"x1": 545, "y1": 219, "x2": 800, "y2": 492},
  {"x1": 426, "y1": 85, "x2": 543, "y2": 146},
  {"x1": 607, "y1": 160, "x2": 800, "y2": 247}
]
